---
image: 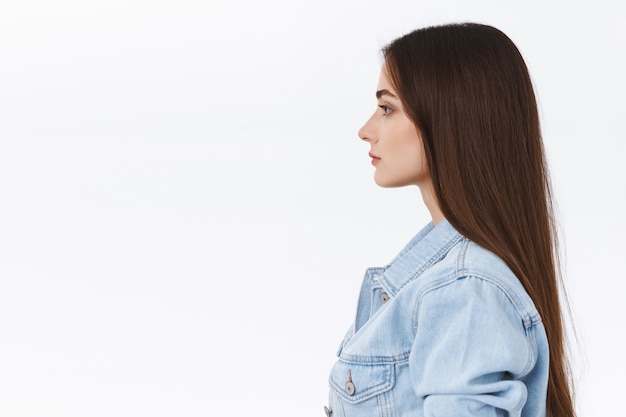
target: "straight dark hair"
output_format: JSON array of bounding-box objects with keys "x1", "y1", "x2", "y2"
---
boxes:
[{"x1": 383, "y1": 23, "x2": 575, "y2": 417}]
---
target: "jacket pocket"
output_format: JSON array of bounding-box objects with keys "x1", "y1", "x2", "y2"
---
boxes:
[{"x1": 329, "y1": 360, "x2": 395, "y2": 404}]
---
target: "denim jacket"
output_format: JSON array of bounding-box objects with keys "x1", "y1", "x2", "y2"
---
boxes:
[{"x1": 326, "y1": 220, "x2": 548, "y2": 417}]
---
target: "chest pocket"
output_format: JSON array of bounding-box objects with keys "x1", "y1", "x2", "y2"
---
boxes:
[{"x1": 329, "y1": 360, "x2": 395, "y2": 417}]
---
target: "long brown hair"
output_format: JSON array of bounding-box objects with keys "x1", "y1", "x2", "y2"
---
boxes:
[{"x1": 383, "y1": 23, "x2": 574, "y2": 417}]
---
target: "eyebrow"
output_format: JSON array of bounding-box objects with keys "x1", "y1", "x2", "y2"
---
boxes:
[{"x1": 376, "y1": 89, "x2": 398, "y2": 99}]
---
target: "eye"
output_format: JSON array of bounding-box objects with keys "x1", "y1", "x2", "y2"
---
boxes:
[{"x1": 378, "y1": 104, "x2": 392, "y2": 115}]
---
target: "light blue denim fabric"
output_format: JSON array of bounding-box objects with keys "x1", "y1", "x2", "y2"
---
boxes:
[{"x1": 327, "y1": 220, "x2": 548, "y2": 417}]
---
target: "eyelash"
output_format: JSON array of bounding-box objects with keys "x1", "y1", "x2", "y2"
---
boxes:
[{"x1": 378, "y1": 104, "x2": 392, "y2": 115}]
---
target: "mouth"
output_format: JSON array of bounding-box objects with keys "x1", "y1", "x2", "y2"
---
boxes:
[{"x1": 369, "y1": 152, "x2": 381, "y2": 165}]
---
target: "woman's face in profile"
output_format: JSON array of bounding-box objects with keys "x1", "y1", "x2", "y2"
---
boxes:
[{"x1": 358, "y1": 67, "x2": 429, "y2": 189}]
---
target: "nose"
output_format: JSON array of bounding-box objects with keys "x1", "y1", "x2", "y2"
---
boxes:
[{"x1": 358, "y1": 114, "x2": 377, "y2": 143}]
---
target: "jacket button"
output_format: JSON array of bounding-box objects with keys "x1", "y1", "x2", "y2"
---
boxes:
[
  {"x1": 345, "y1": 380, "x2": 356, "y2": 396},
  {"x1": 380, "y1": 292, "x2": 390, "y2": 303},
  {"x1": 324, "y1": 406, "x2": 332, "y2": 416}
]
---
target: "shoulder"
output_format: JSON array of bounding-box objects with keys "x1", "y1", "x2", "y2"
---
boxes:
[{"x1": 411, "y1": 238, "x2": 541, "y2": 328}]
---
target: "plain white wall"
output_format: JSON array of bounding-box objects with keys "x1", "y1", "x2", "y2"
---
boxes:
[{"x1": 0, "y1": 1, "x2": 624, "y2": 416}]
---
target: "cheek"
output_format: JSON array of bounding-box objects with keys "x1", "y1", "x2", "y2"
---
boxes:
[
  {"x1": 398, "y1": 130, "x2": 425, "y2": 161},
  {"x1": 404, "y1": 145, "x2": 426, "y2": 171},
  {"x1": 398, "y1": 135, "x2": 428, "y2": 177}
]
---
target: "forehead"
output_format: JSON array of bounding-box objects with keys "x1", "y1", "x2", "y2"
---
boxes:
[{"x1": 376, "y1": 67, "x2": 398, "y2": 96}]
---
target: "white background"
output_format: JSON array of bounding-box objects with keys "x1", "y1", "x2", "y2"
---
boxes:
[{"x1": 0, "y1": 1, "x2": 624, "y2": 416}]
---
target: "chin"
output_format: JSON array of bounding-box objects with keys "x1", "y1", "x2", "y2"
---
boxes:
[{"x1": 374, "y1": 177, "x2": 409, "y2": 188}]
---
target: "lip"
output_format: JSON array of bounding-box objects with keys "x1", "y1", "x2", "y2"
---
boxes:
[{"x1": 369, "y1": 152, "x2": 381, "y2": 165}]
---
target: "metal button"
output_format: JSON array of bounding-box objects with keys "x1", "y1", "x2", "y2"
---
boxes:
[
  {"x1": 380, "y1": 292, "x2": 390, "y2": 303},
  {"x1": 345, "y1": 381, "x2": 356, "y2": 396},
  {"x1": 323, "y1": 406, "x2": 332, "y2": 416},
  {"x1": 345, "y1": 369, "x2": 356, "y2": 396}
]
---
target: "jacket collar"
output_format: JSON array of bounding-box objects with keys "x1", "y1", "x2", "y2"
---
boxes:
[{"x1": 379, "y1": 219, "x2": 463, "y2": 296}]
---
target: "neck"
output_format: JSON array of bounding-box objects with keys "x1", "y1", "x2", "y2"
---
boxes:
[{"x1": 419, "y1": 181, "x2": 445, "y2": 225}]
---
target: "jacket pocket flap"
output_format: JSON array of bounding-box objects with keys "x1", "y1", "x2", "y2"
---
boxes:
[{"x1": 329, "y1": 360, "x2": 395, "y2": 403}]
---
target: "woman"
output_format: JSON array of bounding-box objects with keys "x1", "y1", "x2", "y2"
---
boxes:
[{"x1": 326, "y1": 23, "x2": 575, "y2": 417}]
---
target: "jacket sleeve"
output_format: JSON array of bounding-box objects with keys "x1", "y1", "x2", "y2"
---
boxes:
[{"x1": 409, "y1": 276, "x2": 539, "y2": 417}]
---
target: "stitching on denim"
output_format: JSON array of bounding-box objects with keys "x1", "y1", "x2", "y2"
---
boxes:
[
  {"x1": 415, "y1": 274, "x2": 539, "y2": 335},
  {"x1": 410, "y1": 274, "x2": 539, "y2": 381},
  {"x1": 411, "y1": 273, "x2": 541, "y2": 349},
  {"x1": 338, "y1": 352, "x2": 410, "y2": 365},
  {"x1": 396, "y1": 233, "x2": 464, "y2": 294},
  {"x1": 522, "y1": 321, "x2": 539, "y2": 376},
  {"x1": 454, "y1": 240, "x2": 540, "y2": 327},
  {"x1": 459, "y1": 272, "x2": 540, "y2": 328}
]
